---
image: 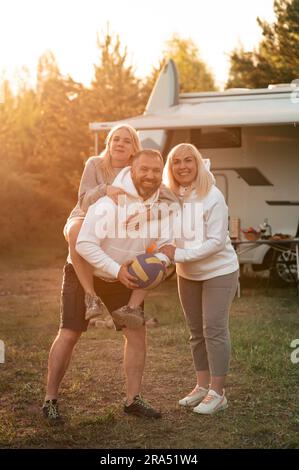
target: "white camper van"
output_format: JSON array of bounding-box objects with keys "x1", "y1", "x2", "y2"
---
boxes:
[{"x1": 90, "y1": 60, "x2": 299, "y2": 285}]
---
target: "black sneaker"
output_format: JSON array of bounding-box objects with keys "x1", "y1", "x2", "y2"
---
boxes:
[
  {"x1": 42, "y1": 399, "x2": 64, "y2": 425},
  {"x1": 124, "y1": 395, "x2": 162, "y2": 419}
]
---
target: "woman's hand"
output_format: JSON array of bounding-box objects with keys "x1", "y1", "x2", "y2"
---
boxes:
[
  {"x1": 159, "y1": 244, "x2": 176, "y2": 261},
  {"x1": 117, "y1": 261, "x2": 140, "y2": 289},
  {"x1": 107, "y1": 186, "x2": 127, "y2": 205}
]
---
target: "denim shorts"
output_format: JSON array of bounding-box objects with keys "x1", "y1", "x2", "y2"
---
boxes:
[{"x1": 60, "y1": 263, "x2": 132, "y2": 332}]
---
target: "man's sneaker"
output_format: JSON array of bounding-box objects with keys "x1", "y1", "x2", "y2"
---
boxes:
[
  {"x1": 124, "y1": 395, "x2": 161, "y2": 419},
  {"x1": 178, "y1": 385, "x2": 208, "y2": 407},
  {"x1": 85, "y1": 293, "x2": 110, "y2": 321},
  {"x1": 193, "y1": 389, "x2": 228, "y2": 415},
  {"x1": 111, "y1": 305, "x2": 144, "y2": 329},
  {"x1": 42, "y1": 399, "x2": 64, "y2": 425}
]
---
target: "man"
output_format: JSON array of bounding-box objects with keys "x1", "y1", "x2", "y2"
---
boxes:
[{"x1": 42, "y1": 149, "x2": 172, "y2": 423}]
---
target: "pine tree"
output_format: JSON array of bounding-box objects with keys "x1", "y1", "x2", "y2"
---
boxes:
[
  {"x1": 227, "y1": 0, "x2": 299, "y2": 88},
  {"x1": 0, "y1": 78, "x2": 26, "y2": 169},
  {"x1": 88, "y1": 30, "x2": 146, "y2": 122},
  {"x1": 146, "y1": 35, "x2": 217, "y2": 93},
  {"x1": 32, "y1": 51, "x2": 90, "y2": 195}
]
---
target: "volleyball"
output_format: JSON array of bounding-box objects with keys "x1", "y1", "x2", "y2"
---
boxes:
[{"x1": 128, "y1": 253, "x2": 166, "y2": 289}]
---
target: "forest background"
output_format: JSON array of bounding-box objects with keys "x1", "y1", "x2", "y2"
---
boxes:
[{"x1": 0, "y1": 0, "x2": 298, "y2": 257}]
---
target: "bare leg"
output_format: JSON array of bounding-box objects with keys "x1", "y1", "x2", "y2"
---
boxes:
[
  {"x1": 186, "y1": 370, "x2": 210, "y2": 396},
  {"x1": 67, "y1": 220, "x2": 96, "y2": 295},
  {"x1": 45, "y1": 328, "x2": 81, "y2": 401},
  {"x1": 210, "y1": 375, "x2": 226, "y2": 395},
  {"x1": 122, "y1": 326, "x2": 146, "y2": 404},
  {"x1": 127, "y1": 289, "x2": 147, "y2": 309},
  {"x1": 196, "y1": 370, "x2": 210, "y2": 389}
]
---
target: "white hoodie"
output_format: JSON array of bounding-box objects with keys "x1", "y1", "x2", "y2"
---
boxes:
[
  {"x1": 76, "y1": 167, "x2": 173, "y2": 281},
  {"x1": 174, "y1": 185, "x2": 239, "y2": 281}
]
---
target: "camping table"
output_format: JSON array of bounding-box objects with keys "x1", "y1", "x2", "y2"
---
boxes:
[{"x1": 231, "y1": 238, "x2": 299, "y2": 296}]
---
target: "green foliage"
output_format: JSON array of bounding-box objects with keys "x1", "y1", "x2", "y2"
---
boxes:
[
  {"x1": 0, "y1": 30, "x2": 216, "y2": 251},
  {"x1": 0, "y1": 80, "x2": 22, "y2": 166},
  {"x1": 90, "y1": 31, "x2": 147, "y2": 121},
  {"x1": 227, "y1": 0, "x2": 299, "y2": 88},
  {"x1": 0, "y1": 163, "x2": 70, "y2": 251},
  {"x1": 0, "y1": 32, "x2": 148, "y2": 251},
  {"x1": 31, "y1": 51, "x2": 91, "y2": 194},
  {"x1": 148, "y1": 34, "x2": 217, "y2": 92}
]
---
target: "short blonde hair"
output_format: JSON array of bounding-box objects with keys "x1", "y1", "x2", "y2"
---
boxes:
[
  {"x1": 164, "y1": 143, "x2": 214, "y2": 199},
  {"x1": 132, "y1": 149, "x2": 164, "y2": 166},
  {"x1": 99, "y1": 124, "x2": 142, "y2": 183}
]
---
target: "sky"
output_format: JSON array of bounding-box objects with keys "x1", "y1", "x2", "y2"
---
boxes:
[{"x1": 0, "y1": 0, "x2": 276, "y2": 90}]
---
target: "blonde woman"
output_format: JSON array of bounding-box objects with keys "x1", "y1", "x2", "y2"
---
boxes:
[
  {"x1": 160, "y1": 143, "x2": 239, "y2": 415},
  {"x1": 64, "y1": 124, "x2": 142, "y2": 320},
  {"x1": 43, "y1": 125, "x2": 145, "y2": 423}
]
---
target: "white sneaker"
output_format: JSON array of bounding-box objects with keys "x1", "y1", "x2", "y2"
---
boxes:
[
  {"x1": 178, "y1": 386, "x2": 208, "y2": 407},
  {"x1": 193, "y1": 389, "x2": 228, "y2": 415}
]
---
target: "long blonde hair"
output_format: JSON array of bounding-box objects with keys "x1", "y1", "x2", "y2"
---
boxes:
[
  {"x1": 99, "y1": 124, "x2": 142, "y2": 183},
  {"x1": 164, "y1": 143, "x2": 214, "y2": 199}
]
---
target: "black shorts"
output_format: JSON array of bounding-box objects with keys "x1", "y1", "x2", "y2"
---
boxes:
[{"x1": 60, "y1": 263, "x2": 132, "y2": 332}]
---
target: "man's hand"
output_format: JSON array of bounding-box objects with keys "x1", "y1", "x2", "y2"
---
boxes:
[
  {"x1": 159, "y1": 244, "x2": 176, "y2": 261},
  {"x1": 117, "y1": 261, "x2": 140, "y2": 289}
]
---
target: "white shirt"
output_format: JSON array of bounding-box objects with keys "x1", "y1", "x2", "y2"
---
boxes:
[
  {"x1": 174, "y1": 185, "x2": 239, "y2": 281},
  {"x1": 76, "y1": 167, "x2": 172, "y2": 281}
]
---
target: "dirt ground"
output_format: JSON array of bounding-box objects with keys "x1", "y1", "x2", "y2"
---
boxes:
[{"x1": 0, "y1": 261, "x2": 298, "y2": 449}]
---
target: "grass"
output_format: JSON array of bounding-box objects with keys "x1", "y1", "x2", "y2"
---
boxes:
[{"x1": 0, "y1": 254, "x2": 299, "y2": 449}]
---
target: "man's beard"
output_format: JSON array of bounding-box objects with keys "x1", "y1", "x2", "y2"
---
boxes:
[{"x1": 137, "y1": 182, "x2": 160, "y2": 199}]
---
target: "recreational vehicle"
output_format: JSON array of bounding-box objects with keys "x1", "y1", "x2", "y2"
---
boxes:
[{"x1": 90, "y1": 60, "x2": 299, "y2": 285}]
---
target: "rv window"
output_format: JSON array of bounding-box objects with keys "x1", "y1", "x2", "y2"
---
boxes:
[{"x1": 190, "y1": 127, "x2": 241, "y2": 149}]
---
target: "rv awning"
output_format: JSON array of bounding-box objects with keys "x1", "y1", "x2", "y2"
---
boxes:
[{"x1": 90, "y1": 96, "x2": 299, "y2": 131}]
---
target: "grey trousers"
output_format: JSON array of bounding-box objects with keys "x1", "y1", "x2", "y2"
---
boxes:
[{"x1": 177, "y1": 270, "x2": 239, "y2": 376}]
